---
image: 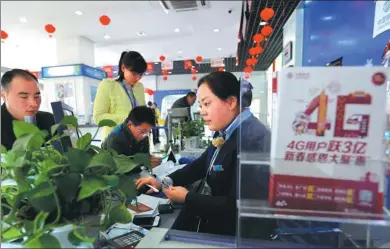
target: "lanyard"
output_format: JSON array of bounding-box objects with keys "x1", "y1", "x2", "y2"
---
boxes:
[
  {"x1": 206, "y1": 109, "x2": 252, "y2": 177},
  {"x1": 120, "y1": 82, "x2": 137, "y2": 108}
]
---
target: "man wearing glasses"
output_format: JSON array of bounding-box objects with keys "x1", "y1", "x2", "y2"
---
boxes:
[{"x1": 102, "y1": 106, "x2": 161, "y2": 168}]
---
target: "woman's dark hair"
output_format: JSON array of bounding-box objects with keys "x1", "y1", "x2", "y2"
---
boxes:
[
  {"x1": 116, "y1": 51, "x2": 147, "y2": 82},
  {"x1": 198, "y1": 72, "x2": 253, "y2": 108},
  {"x1": 153, "y1": 102, "x2": 157, "y2": 107}
]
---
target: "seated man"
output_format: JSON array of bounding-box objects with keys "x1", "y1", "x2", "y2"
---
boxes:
[
  {"x1": 1, "y1": 69, "x2": 55, "y2": 150},
  {"x1": 102, "y1": 106, "x2": 161, "y2": 168}
]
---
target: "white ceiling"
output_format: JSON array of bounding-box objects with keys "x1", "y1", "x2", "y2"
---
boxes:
[{"x1": 1, "y1": 1, "x2": 241, "y2": 70}]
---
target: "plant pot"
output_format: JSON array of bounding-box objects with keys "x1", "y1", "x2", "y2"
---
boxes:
[{"x1": 184, "y1": 136, "x2": 200, "y2": 149}]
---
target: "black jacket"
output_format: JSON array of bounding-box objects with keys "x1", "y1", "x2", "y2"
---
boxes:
[
  {"x1": 168, "y1": 115, "x2": 274, "y2": 236},
  {"x1": 1, "y1": 104, "x2": 55, "y2": 151},
  {"x1": 101, "y1": 123, "x2": 149, "y2": 156}
]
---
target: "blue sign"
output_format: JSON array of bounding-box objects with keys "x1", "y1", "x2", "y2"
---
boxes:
[
  {"x1": 301, "y1": 1, "x2": 390, "y2": 66},
  {"x1": 82, "y1": 65, "x2": 106, "y2": 80},
  {"x1": 41, "y1": 64, "x2": 106, "y2": 80}
]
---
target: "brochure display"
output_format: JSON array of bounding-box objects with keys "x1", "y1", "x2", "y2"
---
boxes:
[{"x1": 237, "y1": 67, "x2": 390, "y2": 248}]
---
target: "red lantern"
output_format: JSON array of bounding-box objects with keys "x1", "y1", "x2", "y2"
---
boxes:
[
  {"x1": 218, "y1": 68, "x2": 224, "y2": 72},
  {"x1": 253, "y1": 33, "x2": 264, "y2": 44},
  {"x1": 254, "y1": 45, "x2": 263, "y2": 55},
  {"x1": 261, "y1": 26, "x2": 273, "y2": 37},
  {"x1": 246, "y1": 58, "x2": 257, "y2": 66},
  {"x1": 244, "y1": 67, "x2": 253, "y2": 74},
  {"x1": 260, "y1": 8, "x2": 275, "y2": 21},
  {"x1": 163, "y1": 76, "x2": 168, "y2": 81},
  {"x1": 145, "y1": 88, "x2": 154, "y2": 96},
  {"x1": 192, "y1": 76, "x2": 197, "y2": 81},
  {"x1": 99, "y1": 15, "x2": 111, "y2": 26},
  {"x1": 1, "y1": 30, "x2": 8, "y2": 42},
  {"x1": 159, "y1": 55, "x2": 166, "y2": 62},
  {"x1": 191, "y1": 68, "x2": 197, "y2": 74},
  {"x1": 195, "y1": 56, "x2": 203, "y2": 63},
  {"x1": 249, "y1": 47, "x2": 257, "y2": 56},
  {"x1": 162, "y1": 70, "x2": 168, "y2": 76},
  {"x1": 44, "y1": 24, "x2": 56, "y2": 37}
]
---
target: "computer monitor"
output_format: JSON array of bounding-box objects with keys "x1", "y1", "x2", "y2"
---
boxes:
[
  {"x1": 51, "y1": 101, "x2": 78, "y2": 153},
  {"x1": 168, "y1": 107, "x2": 190, "y2": 119}
]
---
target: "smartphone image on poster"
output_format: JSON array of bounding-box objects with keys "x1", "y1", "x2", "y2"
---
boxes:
[{"x1": 132, "y1": 216, "x2": 160, "y2": 228}]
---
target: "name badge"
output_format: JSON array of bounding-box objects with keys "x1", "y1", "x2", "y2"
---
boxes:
[{"x1": 213, "y1": 164, "x2": 224, "y2": 172}]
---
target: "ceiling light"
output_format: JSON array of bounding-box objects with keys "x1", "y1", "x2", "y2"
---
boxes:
[
  {"x1": 75, "y1": 11, "x2": 83, "y2": 16},
  {"x1": 260, "y1": 21, "x2": 267, "y2": 26},
  {"x1": 177, "y1": 50, "x2": 182, "y2": 54},
  {"x1": 217, "y1": 48, "x2": 222, "y2": 51},
  {"x1": 104, "y1": 34, "x2": 111, "y2": 40},
  {"x1": 19, "y1": 17, "x2": 28, "y2": 23},
  {"x1": 174, "y1": 28, "x2": 180, "y2": 32},
  {"x1": 145, "y1": 72, "x2": 149, "y2": 75},
  {"x1": 154, "y1": 62, "x2": 159, "y2": 65},
  {"x1": 321, "y1": 16, "x2": 334, "y2": 21},
  {"x1": 213, "y1": 28, "x2": 220, "y2": 32},
  {"x1": 136, "y1": 31, "x2": 146, "y2": 36},
  {"x1": 169, "y1": 72, "x2": 172, "y2": 74}
]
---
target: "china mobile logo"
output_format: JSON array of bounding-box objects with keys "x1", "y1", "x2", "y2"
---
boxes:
[
  {"x1": 292, "y1": 90, "x2": 372, "y2": 138},
  {"x1": 286, "y1": 72, "x2": 310, "y2": 80}
]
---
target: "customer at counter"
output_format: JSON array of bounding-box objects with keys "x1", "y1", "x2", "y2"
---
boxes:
[
  {"x1": 93, "y1": 51, "x2": 147, "y2": 141},
  {"x1": 1, "y1": 69, "x2": 55, "y2": 150},
  {"x1": 136, "y1": 72, "x2": 272, "y2": 236},
  {"x1": 102, "y1": 106, "x2": 161, "y2": 168}
]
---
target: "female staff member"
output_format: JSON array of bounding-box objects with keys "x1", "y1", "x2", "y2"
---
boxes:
[
  {"x1": 93, "y1": 51, "x2": 147, "y2": 141},
  {"x1": 136, "y1": 72, "x2": 273, "y2": 236}
]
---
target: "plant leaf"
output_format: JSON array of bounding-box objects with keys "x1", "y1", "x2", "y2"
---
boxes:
[
  {"x1": 113, "y1": 155, "x2": 139, "y2": 174},
  {"x1": 89, "y1": 145, "x2": 103, "y2": 153},
  {"x1": 66, "y1": 148, "x2": 92, "y2": 173},
  {"x1": 77, "y1": 133, "x2": 92, "y2": 150},
  {"x1": 12, "y1": 133, "x2": 44, "y2": 151},
  {"x1": 98, "y1": 119, "x2": 117, "y2": 128},
  {"x1": 12, "y1": 120, "x2": 41, "y2": 138},
  {"x1": 1, "y1": 150, "x2": 26, "y2": 168},
  {"x1": 50, "y1": 124, "x2": 61, "y2": 136},
  {"x1": 54, "y1": 172, "x2": 81, "y2": 203},
  {"x1": 2, "y1": 226, "x2": 23, "y2": 242},
  {"x1": 118, "y1": 175, "x2": 137, "y2": 200},
  {"x1": 77, "y1": 176, "x2": 107, "y2": 201},
  {"x1": 134, "y1": 153, "x2": 151, "y2": 169},
  {"x1": 102, "y1": 175, "x2": 119, "y2": 187},
  {"x1": 109, "y1": 203, "x2": 132, "y2": 225},
  {"x1": 33, "y1": 212, "x2": 49, "y2": 233},
  {"x1": 1, "y1": 145, "x2": 7, "y2": 153},
  {"x1": 61, "y1": 115, "x2": 78, "y2": 128},
  {"x1": 14, "y1": 167, "x2": 31, "y2": 193},
  {"x1": 28, "y1": 182, "x2": 57, "y2": 213},
  {"x1": 88, "y1": 152, "x2": 116, "y2": 169},
  {"x1": 24, "y1": 234, "x2": 61, "y2": 248}
]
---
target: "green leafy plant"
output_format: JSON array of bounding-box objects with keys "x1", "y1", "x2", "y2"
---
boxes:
[
  {"x1": 182, "y1": 120, "x2": 205, "y2": 138},
  {"x1": 1, "y1": 117, "x2": 151, "y2": 248}
]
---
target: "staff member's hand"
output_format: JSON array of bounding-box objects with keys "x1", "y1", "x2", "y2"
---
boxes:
[
  {"x1": 150, "y1": 155, "x2": 162, "y2": 168},
  {"x1": 163, "y1": 186, "x2": 189, "y2": 203},
  {"x1": 136, "y1": 177, "x2": 161, "y2": 194}
]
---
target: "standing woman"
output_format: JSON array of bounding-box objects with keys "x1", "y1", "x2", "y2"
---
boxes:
[{"x1": 93, "y1": 51, "x2": 147, "y2": 141}]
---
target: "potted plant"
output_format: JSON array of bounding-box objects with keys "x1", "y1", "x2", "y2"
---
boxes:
[
  {"x1": 1, "y1": 116, "x2": 151, "y2": 248},
  {"x1": 182, "y1": 120, "x2": 205, "y2": 149}
]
